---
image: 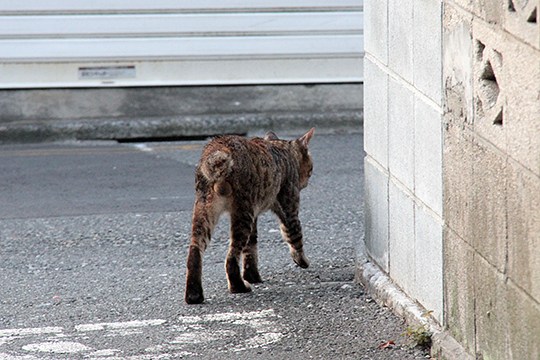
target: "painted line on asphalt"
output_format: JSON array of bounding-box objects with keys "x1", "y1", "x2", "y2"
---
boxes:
[
  {"x1": 131, "y1": 144, "x2": 153, "y2": 152},
  {"x1": 0, "y1": 327, "x2": 63, "y2": 337},
  {"x1": 75, "y1": 319, "x2": 167, "y2": 332},
  {"x1": 0, "y1": 147, "x2": 140, "y2": 158},
  {"x1": 0, "y1": 309, "x2": 284, "y2": 358},
  {"x1": 22, "y1": 341, "x2": 91, "y2": 354},
  {"x1": 129, "y1": 143, "x2": 203, "y2": 153}
]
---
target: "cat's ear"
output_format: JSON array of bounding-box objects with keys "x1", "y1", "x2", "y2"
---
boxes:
[
  {"x1": 264, "y1": 131, "x2": 279, "y2": 141},
  {"x1": 297, "y1": 128, "x2": 315, "y2": 147}
]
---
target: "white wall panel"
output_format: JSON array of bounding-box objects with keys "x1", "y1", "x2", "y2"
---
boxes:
[
  {"x1": 0, "y1": 58, "x2": 362, "y2": 89},
  {"x1": 0, "y1": 1, "x2": 364, "y2": 88},
  {"x1": 1, "y1": 35, "x2": 363, "y2": 61},
  {"x1": 0, "y1": 13, "x2": 363, "y2": 38},
  {"x1": 0, "y1": 0, "x2": 362, "y2": 14}
]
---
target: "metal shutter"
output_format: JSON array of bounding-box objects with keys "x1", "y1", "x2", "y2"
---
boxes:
[{"x1": 0, "y1": 0, "x2": 364, "y2": 88}]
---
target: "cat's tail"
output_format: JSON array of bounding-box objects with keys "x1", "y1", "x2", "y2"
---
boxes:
[{"x1": 200, "y1": 150, "x2": 233, "y2": 196}]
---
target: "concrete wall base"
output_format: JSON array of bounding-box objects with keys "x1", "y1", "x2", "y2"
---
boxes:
[
  {"x1": 0, "y1": 84, "x2": 362, "y2": 143},
  {"x1": 355, "y1": 256, "x2": 473, "y2": 360}
]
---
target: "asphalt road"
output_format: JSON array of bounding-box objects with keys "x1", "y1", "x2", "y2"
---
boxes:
[{"x1": 0, "y1": 131, "x2": 429, "y2": 359}]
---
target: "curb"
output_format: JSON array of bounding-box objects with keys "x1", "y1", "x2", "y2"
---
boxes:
[
  {"x1": 0, "y1": 110, "x2": 362, "y2": 144},
  {"x1": 355, "y1": 256, "x2": 474, "y2": 360}
]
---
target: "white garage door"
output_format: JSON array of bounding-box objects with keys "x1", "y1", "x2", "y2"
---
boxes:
[{"x1": 0, "y1": 0, "x2": 364, "y2": 88}]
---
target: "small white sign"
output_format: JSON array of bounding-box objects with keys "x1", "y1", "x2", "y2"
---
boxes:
[{"x1": 78, "y1": 65, "x2": 136, "y2": 80}]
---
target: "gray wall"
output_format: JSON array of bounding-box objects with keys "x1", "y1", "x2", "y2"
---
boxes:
[
  {"x1": 363, "y1": 0, "x2": 539, "y2": 358},
  {"x1": 443, "y1": 1, "x2": 539, "y2": 359},
  {"x1": 363, "y1": 0, "x2": 444, "y2": 324}
]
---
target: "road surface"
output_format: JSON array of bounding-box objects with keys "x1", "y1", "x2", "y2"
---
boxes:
[{"x1": 0, "y1": 131, "x2": 428, "y2": 359}]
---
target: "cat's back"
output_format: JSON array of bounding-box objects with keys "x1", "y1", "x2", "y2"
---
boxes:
[
  {"x1": 202, "y1": 135, "x2": 275, "y2": 163},
  {"x1": 199, "y1": 135, "x2": 276, "y2": 177}
]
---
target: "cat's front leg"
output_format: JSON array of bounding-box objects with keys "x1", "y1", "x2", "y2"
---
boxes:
[
  {"x1": 226, "y1": 213, "x2": 254, "y2": 293},
  {"x1": 242, "y1": 217, "x2": 263, "y2": 284},
  {"x1": 273, "y1": 208, "x2": 309, "y2": 268},
  {"x1": 279, "y1": 219, "x2": 310, "y2": 269},
  {"x1": 273, "y1": 195, "x2": 310, "y2": 269}
]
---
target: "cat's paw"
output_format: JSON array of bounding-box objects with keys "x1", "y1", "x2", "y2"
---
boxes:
[
  {"x1": 243, "y1": 269, "x2": 263, "y2": 284},
  {"x1": 292, "y1": 251, "x2": 310, "y2": 269},
  {"x1": 229, "y1": 279, "x2": 252, "y2": 294},
  {"x1": 185, "y1": 286, "x2": 204, "y2": 304}
]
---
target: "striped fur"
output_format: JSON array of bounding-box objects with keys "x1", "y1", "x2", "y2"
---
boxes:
[{"x1": 185, "y1": 128, "x2": 314, "y2": 304}]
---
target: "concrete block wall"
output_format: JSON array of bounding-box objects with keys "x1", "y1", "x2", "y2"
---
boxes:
[
  {"x1": 364, "y1": 0, "x2": 539, "y2": 358},
  {"x1": 443, "y1": 1, "x2": 540, "y2": 359},
  {"x1": 364, "y1": 0, "x2": 444, "y2": 323}
]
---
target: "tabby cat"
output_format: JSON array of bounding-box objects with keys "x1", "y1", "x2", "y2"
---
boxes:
[{"x1": 185, "y1": 128, "x2": 315, "y2": 304}]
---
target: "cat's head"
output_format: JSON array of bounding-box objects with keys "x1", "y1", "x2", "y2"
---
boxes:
[
  {"x1": 296, "y1": 128, "x2": 315, "y2": 189},
  {"x1": 264, "y1": 128, "x2": 315, "y2": 189}
]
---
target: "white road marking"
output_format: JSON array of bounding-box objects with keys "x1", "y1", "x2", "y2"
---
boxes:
[
  {"x1": 131, "y1": 144, "x2": 153, "y2": 152},
  {"x1": 177, "y1": 315, "x2": 202, "y2": 324},
  {"x1": 178, "y1": 309, "x2": 284, "y2": 353},
  {"x1": 0, "y1": 353, "x2": 40, "y2": 360},
  {"x1": 1, "y1": 309, "x2": 283, "y2": 358},
  {"x1": 88, "y1": 348, "x2": 121, "y2": 357},
  {"x1": 22, "y1": 341, "x2": 91, "y2": 354},
  {"x1": 201, "y1": 308, "x2": 276, "y2": 322},
  {"x1": 0, "y1": 327, "x2": 63, "y2": 338},
  {"x1": 233, "y1": 332, "x2": 284, "y2": 352},
  {"x1": 75, "y1": 319, "x2": 166, "y2": 332}
]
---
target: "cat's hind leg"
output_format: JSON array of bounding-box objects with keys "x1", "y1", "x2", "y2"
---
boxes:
[
  {"x1": 226, "y1": 212, "x2": 255, "y2": 293},
  {"x1": 242, "y1": 217, "x2": 263, "y2": 284},
  {"x1": 185, "y1": 196, "x2": 223, "y2": 304}
]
